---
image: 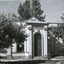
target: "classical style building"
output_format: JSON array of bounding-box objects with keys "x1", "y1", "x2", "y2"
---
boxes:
[
  {"x1": 24, "y1": 17, "x2": 49, "y2": 58},
  {"x1": 6, "y1": 17, "x2": 48, "y2": 58},
  {"x1": 1, "y1": 17, "x2": 64, "y2": 58}
]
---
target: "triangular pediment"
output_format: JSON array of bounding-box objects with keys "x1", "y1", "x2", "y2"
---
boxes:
[
  {"x1": 27, "y1": 17, "x2": 41, "y2": 23},
  {"x1": 27, "y1": 17, "x2": 48, "y2": 27}
]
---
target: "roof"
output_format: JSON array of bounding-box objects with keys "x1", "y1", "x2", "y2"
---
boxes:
[{"x1": 27, "y1": 17, "x2": 48, "y2": 27}]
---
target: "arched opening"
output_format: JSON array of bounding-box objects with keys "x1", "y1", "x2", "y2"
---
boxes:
[{"x1": 34, "y1": 33, "x2": 41, "y2": 56}]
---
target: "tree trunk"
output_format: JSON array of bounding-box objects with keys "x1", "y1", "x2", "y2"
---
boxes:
[
  {"x1": 58, "y1": 37, "x2": 59, "y2": 42},
  {"x1": 10, "y1": 44, "x2": 13, "y2": 58}
]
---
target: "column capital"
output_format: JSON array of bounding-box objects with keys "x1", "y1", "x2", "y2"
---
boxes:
[
  {"x1": 44, "y1": 25, "x2": 48, "y2": 31},
  {"x1": 28, "y1": 27, "x2": 32, "y2": 30},
  {"x1": 28, "y1": 25, "x2": 33, "y2": 30}
]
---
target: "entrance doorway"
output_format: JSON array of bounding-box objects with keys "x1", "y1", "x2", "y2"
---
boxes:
[{"x1": 34, "y1": 33, "x2": 41, "y2": 56}]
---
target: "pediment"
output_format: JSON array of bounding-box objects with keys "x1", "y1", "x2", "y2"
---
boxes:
[
  {"x1": 27, "y1": 17, "x2": 48, "y2": 27},
  {"x1": 27, "y1": 17, "x2": 41, "y2": 23}
]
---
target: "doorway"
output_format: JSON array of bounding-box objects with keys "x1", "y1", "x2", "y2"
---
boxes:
[{"x1": 34, "y1": 33, "x2": 41, "y2": 56}]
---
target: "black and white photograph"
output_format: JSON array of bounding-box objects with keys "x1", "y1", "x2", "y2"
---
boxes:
[{"x1": 0, "y1": 0, "x2": 64, "y2": 64}]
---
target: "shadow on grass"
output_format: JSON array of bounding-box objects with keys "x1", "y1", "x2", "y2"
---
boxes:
[
  {"x1": 0, "y1": 61, "x2": 64, "y2": 64},
  {"x1": 0, "y1": 60, "x2": 47, "y2": 64}
]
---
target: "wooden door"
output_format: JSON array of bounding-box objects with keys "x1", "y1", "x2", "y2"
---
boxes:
[{"x1": 34, "y1": 33, "x2": 41, "y2": 56}]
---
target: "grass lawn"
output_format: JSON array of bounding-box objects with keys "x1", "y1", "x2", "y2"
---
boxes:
[
  {"x1": 39, "y1": 56, "x2": 64, "y2": 64},
  {"x1": 0, "y1": 56, "x2": 64, "y2": 64},
  {"x1": 39, "y1": 61, "x2": 64, "y2": 64}
]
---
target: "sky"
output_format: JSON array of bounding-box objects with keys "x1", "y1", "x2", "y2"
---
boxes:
[{"x1": 0, "y1": 0, "x2": 64, "y2": 22}]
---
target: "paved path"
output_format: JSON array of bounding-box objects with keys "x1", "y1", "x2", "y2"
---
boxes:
[
  {"x1": 0, "y1": 56, "x2": 64, "y2": 63},
  {"x1": 0, "y1": 56, "x2": 47, "y2": 63}
]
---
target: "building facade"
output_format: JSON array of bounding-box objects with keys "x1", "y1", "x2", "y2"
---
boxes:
[
  {"x1": 1, "y1": 17, "x2": 64, "y2": 58},
  {"x1": 8, "y1": 17, "x2": 48, "y2": 58}
]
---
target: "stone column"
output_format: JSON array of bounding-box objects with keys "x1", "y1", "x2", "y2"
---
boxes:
[
  {"x1": 28, "y1": 25, "x2": 33, "y2": 58},
  {"x1": 44, "y1": 26, "x2": 48, "y2": 58},
  {"x1": 24, "y1": 41, "x2": 27, "y2": 52}
]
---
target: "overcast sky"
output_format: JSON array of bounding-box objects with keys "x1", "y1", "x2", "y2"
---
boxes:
[{"x1": 0, "y1": 0, "x2": 64, "y2": 22}]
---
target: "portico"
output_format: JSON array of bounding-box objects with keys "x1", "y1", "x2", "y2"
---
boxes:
[
  {"x1": 26, "y1": 17, "x2": 49, "y2": 58},
  {"x1": 6, "y1": 17, "x2": 49, "y2": 59}
]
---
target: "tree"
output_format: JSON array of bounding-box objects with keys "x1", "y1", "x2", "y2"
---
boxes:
[
  {"x1": 32, "y1": 0, "x2": 46, "y2": 21},
  {"x1": 0, "y1": 13, "x2": 27, "y2": 57},
  {"x1": 18, "y1": 0, "x2": 46, "y2": 21},
  {"x1": 52, "y1": 14, "x2": 64, "y2": 42},
  {"x1": 18, "y1": 1, "x2": 31, "y2": 20}
]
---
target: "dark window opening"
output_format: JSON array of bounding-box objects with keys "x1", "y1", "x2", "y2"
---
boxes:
[{"x1": 17, "y1": 43, "x2": 24, "y2": 52}]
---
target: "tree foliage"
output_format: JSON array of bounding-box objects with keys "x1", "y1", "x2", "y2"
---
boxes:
[
  {"x1": 18, "y1": 0, "x2": 46, "y2": 21},
  {"x1": 52, "y1": 14, "x2": 64, "y2": 41},
  {"x1": 0, "y1": 14, "x2": 27, "y2": 49},
  {"x1": 18, "y1": 1, "x2": 31, "y2": 20}
]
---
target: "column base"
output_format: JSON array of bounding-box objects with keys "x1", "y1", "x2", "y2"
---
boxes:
[
  {"x1": 44, "y1": 55, "x2": 48, "y2": 58},
  {"x1": 28, "y1": 55, "x2": 32, "y2": 59},
  {"x1": 44, "y1": 55, "x2": 51, "y2": 61}
]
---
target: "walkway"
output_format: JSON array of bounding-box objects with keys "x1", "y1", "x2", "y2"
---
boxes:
[
  {"x1": 0, "y1": 56, "x2": 64, "y2": 63},
  {"x1": 0, "y1": 56, "x2": 47, "y2": 63}
]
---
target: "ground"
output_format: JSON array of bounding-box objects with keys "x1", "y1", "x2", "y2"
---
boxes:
[
  {"x1": 0, "y1": 56, "x2": 64, "y2": 64},
  {"x1": 40, "y1": 61, "x2": 64, "y2": 64}
]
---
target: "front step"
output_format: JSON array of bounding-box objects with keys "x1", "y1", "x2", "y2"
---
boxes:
[{"x1": 33, "y1": 56, "x2": 47, "y2": 60}]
